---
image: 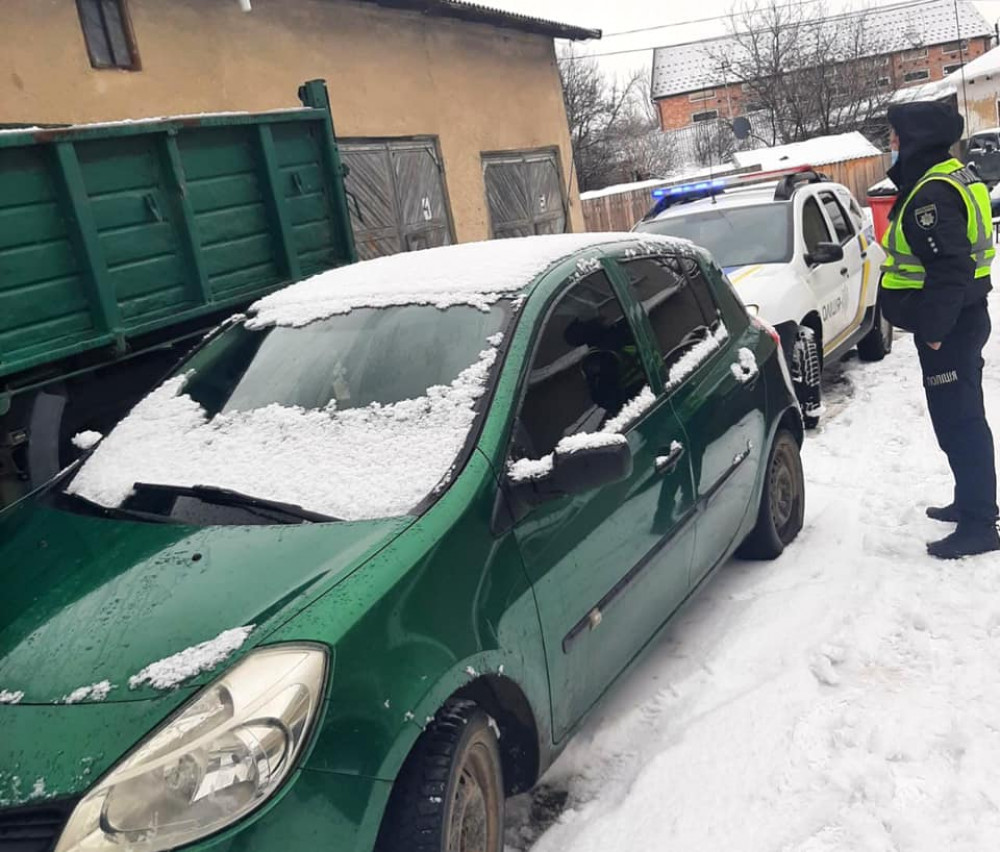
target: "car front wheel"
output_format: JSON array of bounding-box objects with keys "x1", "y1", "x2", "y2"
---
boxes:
[
  {"x1": 790, "y1": 326, "x2": 822, "y2": 428},
  {"x1": 857, "y1": 301, "x2": 893, "y2": 361},
  {"x1": 376, "y1": 700, "x2": 504, "y2": 852},
  {"x1": 737, "y1": 428, "x2": 805, "y2": 560}
]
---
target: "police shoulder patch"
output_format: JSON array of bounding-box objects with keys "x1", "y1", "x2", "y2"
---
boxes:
[{"x1": 915, "y1": 203, "x2": 938, "y2": 230}]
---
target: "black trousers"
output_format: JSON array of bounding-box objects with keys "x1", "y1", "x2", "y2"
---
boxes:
[{"x1": 914, "y1": 300, "x2": 998, "y2": 525}]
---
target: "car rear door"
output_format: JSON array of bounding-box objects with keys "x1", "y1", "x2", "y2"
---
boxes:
[
  {"x1": 505, "y1": 265, "x2": 696, "y2": 741},
  {"x1": 649, "y1": 256, "x2": 770, "y2": 586}
]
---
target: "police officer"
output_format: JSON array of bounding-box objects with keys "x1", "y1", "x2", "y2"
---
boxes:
[{"x1": 880, "y1": 101, "x2": 999, "y2": 558}]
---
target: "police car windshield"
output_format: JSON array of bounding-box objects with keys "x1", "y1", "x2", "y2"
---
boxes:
[{"x1": 637, "y1": 203, "x2": 793, "y2": 269}]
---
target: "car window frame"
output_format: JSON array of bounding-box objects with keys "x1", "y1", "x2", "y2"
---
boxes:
[
  {"x1": 606, "y1": 250, "x2": 730, "y2": 400},
  {"x1": 502, "y1": 259, "x2": 658, "y2": 471},
  {"x1": 799, "y1": 193, "x2": 835, "y2": 259},
  {"x1": 818, "y1": 190, "x2": 855, "y2": 245}
]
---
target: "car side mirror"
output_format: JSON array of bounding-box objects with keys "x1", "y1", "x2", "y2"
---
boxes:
[
  {"x1": 805, "y1": 241, "x2": 844, "y2": 266},
  {"x1": 508, "y1": 439, "x2": 633, "y2": 503}
]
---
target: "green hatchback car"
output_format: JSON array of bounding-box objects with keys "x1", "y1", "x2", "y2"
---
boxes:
[{"x1": 0, "y1": 233, "x2": 804, "y2": 852}]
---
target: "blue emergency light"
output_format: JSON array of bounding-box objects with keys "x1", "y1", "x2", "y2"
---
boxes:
[{"x1": 651, "y1": 177, "x2": 727, "y2": 199}]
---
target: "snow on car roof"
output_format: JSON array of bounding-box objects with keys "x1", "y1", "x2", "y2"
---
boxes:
[{"x1": 249, "y1": 233, "x2": 684, "y2": 328}]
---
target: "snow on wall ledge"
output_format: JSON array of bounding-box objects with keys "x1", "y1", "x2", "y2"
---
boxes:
[{"x1": 248, "y1": 233, "x2": 686, "y2": 328}]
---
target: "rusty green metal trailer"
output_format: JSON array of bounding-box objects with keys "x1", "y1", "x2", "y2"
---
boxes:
[{"x1": 0, "y1": 80, "x2": 357, "y2": 505}]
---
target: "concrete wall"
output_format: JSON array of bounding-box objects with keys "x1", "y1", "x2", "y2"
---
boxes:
[{"x1": 0, "y1": 0, "x2": 584, "y2": 240}]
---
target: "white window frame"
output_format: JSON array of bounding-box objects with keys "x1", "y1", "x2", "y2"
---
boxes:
[
  {"x1": 688, "y1": 88, "x2": 716, "y2": 102},
  {"x1": 901, "y1": 47, "x2": 928, "y2": 61},
  {"x1": 943, "y1": 63, "x2": 965, "y2": 75},
  {"x1": 903, "y1": 69, "x2": 931, "y2": 82},
  {"x1": 691, "y1": 109, "x2": 719, "y2": 123}
]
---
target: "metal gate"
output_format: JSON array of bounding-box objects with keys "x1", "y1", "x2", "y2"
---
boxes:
[
  {"x1": 340, "y1": 138, "x2": 453, "y2": 260},
  {"x1": 482, "y1": 149, "x2": 568, "y2": 238}
]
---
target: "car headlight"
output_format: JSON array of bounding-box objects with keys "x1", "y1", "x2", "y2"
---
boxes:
[{"x1": 55, "y1": 644, "x2": 329, "y2": 852}]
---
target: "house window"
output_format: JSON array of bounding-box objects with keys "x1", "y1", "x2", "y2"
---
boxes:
[
  {"x1": 904, "y1": 69, "x2": 931, "y2": 82},
  {"x1": 482, "y1": 149, "x2": 568, "y2": 239},
  {"x1": 941, "y1": 39, "x2": 969, "y2": 54},
  {"x1": 75, "y1": 0, "x2": 138, "y2": 70},
  {"x1": 877, "y1": 76, "x2": 893, "y2": 88},
  {"x1": 944, "y1": 63, "x2": 965, "y2": 75},
  {"x1": 340, "y1": 137, "x2": 455, "y2": 260},
  {"x1": 689, "y1": 88, "x2": 716, "y2": 102},
  {"x1": 691, "y1": 110, "x2": 719, "y2": 123},
  {"x1": 901, "y1": 47, "x2": 928, "y2": 61}
]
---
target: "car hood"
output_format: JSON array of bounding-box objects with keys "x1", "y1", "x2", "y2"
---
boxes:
[
  {"x1": 0, "y1": 502, "x2": 411, "y2": 705},
  {"x1": 723, "y1": 264, "x2": 793, "y2": 314}
]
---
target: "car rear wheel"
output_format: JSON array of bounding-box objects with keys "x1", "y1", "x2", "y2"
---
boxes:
[
  {"x1": 791, "y1": 326, "x2": 822, "y2": 428},
  {"x1": 857, "y1": 301, "x2": 893, "y2": 362},
  {"x1": 736, "y1": 428, "x2": 805, "y2": 560},
  {"x1": 376, "y1": 700, "x2": 504, "y2": 852}
]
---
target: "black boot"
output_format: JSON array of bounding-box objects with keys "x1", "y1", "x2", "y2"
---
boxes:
[
  {"x1": 927, "y1": 523, "x2": 1000, "y2": 559},
  {"x1": 926, "y1": 504, "x2": 960, "y2": 523}
]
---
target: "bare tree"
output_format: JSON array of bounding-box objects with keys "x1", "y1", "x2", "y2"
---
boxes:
[
  {"x1": 709, "y1": 1, "x2": 896, "y2": 145},
  {"x1": 559, "y1": 50, "x2": 677, "y2": 190},
  {"x1": 692, "y1": 119, "x2": 737, "y2": 167}
]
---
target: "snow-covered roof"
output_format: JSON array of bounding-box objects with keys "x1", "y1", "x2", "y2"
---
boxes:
[
  {"x1": 946, "y1": 45, "x2": 1000, "y2": 82},
  {"x1": 356, "y1": 0, "x2": 599, "y2": 40},
  {"x1": 249, "y1": 233, "x2": 673, "y2": 328},
  {"x1": 652, "y1": 0, "x2": 990, "y2": 99},
  {"x1": 732, "y1": 132, "x2": 882, "y2": 171}
]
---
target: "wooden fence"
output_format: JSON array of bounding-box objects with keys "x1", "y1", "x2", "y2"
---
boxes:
[{"x1": 580, "y1": 153, "x2": 893, "y2": 233}]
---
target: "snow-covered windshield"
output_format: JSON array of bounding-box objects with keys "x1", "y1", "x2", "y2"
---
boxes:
[
  {"x1": 65, "y1": 303, "x2": 511, "y2": 523},
  {"x1": 637, "y1": 204, "x2": 793, "y2": 268}
]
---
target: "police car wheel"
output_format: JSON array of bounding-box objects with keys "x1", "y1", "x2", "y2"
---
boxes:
[
  {"x1": 857, "y1": 302, "x2": 893, "y2": 362},
  {"x1": 736, "y1": 429, "x2": 805, "y2": 560},
  {"x1": 791, "y1": 326, "x2": 822, "y2": 428}
]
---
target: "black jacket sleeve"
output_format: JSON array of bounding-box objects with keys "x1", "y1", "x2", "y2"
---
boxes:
[{"x1": 899, "y1": 180, "x2": 976, "y2": 343}]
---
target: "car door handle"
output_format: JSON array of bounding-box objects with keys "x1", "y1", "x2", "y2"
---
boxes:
[
  {"x1": 840, "y1": 267, "x2": 849, "y2": 277},
  {"x1": 860, "y1": 251, "x2": 868, "y2": 259},
  {"x1": 655, "y1": 443, "x2": 684, "y2": 474}
]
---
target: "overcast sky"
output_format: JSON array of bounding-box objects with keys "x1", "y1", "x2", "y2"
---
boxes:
[{"x1": 485, "y1": 0, "x2": 1000, "y2": 84}]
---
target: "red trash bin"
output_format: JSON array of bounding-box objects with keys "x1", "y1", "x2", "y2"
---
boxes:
[{"x1": 866, "y1": 188, "x2": 897, "y2": 245}]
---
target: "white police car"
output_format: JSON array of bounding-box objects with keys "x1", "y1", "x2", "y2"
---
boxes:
[{"x1": 635, "y1": 167, "x2": 892, "y2": 426}]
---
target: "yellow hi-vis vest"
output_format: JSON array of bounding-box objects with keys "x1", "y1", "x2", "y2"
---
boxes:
[{"x1": 880, "y1": 158, "x2": 995, "y2": 290}]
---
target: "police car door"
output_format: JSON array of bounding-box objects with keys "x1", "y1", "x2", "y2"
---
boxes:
[
  {"x1": 818, "y1": 190, "x2": 869, "y2": 351},
  {"x1": 800, "y1": 194, "x2": 852, "y2": 344}
]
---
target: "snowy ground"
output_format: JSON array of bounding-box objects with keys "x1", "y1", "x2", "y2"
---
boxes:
[{"x1": 506, "y1": 295, "x2": 1000, "y2": 851}]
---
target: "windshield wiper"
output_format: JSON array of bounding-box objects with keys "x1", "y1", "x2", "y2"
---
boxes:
[
  {"x1": 130, "y1": 482, "x2": 338, "y2": 524},
  {"x1": 56, "y1": 490, "x2": 176, "y2": 524}
]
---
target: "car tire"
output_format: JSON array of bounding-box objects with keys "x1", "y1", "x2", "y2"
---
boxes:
[
  {"x1": 375, "y1": 699, "x2": 504, "y2": 852},
  {"x1": 857, "y1": 301, "x2": 893, "y2": 362},
  {"x1": 736, "y1": 429, "x2": 805, "y2": 560},
  {"x1": 790, "y1": 326, "x2": 822, "y2": 429}
]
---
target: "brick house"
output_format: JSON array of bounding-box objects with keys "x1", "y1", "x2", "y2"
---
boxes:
[{"x1": 652, "y1": 0, "x2": 993, "y2": 131}]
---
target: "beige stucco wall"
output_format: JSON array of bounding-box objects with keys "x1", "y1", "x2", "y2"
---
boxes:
[
  {"x1": 959, "y1": 81, "x2": 1000, "y2": 135},
  {"x1": 0, "y1": 0, "x2": 584, "y2": 239}
]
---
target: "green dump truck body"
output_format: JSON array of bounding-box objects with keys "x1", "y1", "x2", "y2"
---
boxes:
[
  {"x1": 0, "y1": 80, "x2": 357, "y2": 505},
  {"x1": 0, "y1": 79, "x2": 356, "y2": 400}
]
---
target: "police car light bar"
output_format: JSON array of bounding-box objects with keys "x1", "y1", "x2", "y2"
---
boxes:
[{"x1": 648, "y1": 164, "x2": 818, "y2": 201}]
